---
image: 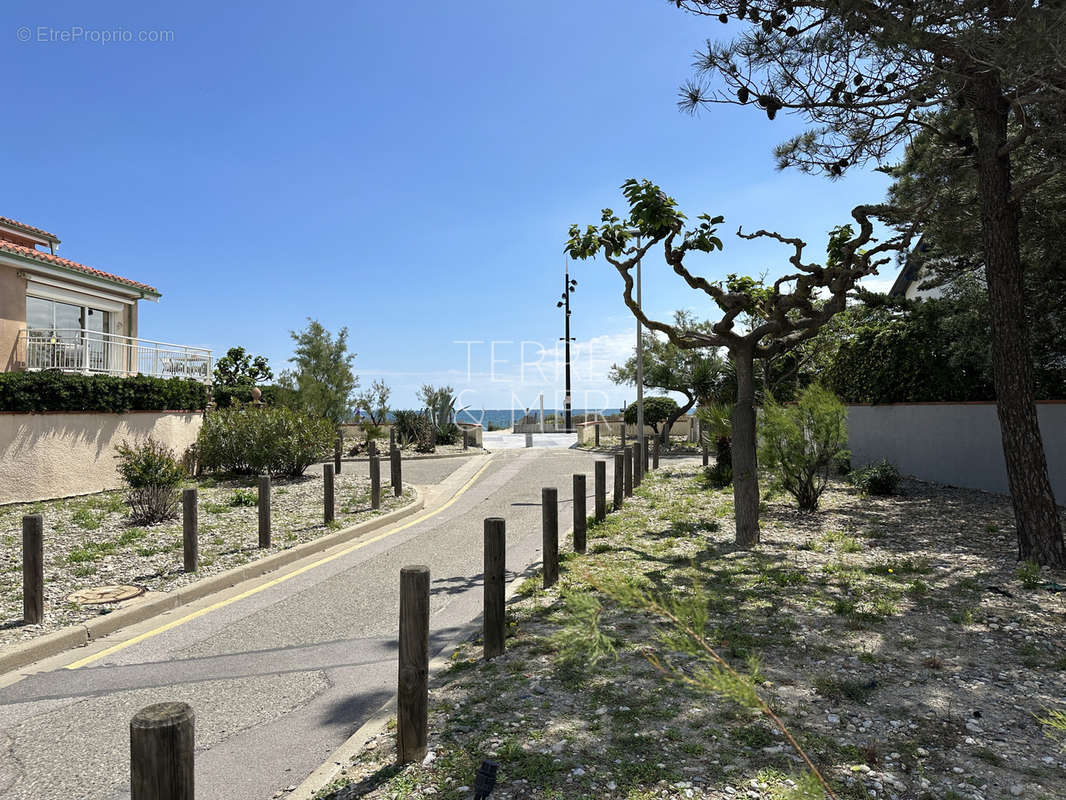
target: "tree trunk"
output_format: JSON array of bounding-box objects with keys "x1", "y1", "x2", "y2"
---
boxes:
[
  {"x1": 663, "y1": 395, "x2": 695, "y2": 449},
  {"x1": 971, "y1": 79, "x2": 1065, "y2": 566},
  {"x1": 730, "y1": 346, "x2": 760, "y2": 547}
]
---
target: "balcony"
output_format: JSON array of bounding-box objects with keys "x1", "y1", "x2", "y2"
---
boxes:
[{"x1": 16, "y1": 329, "x2": 212, "y2": 384}]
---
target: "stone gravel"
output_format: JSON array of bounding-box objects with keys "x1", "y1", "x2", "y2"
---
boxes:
[{"x1": 0, "y1": 470, "x2": 415, "y2": 648}]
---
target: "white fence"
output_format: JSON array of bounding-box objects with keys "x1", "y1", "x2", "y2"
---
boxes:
[{"x1": 17, "y1": 329, "x2": 212, "y2": 384}]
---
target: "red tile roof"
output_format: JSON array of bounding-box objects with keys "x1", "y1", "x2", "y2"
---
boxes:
[
  {"x1": 0, "y1": 239, "x2": 159, "y2": 295},
  {"x1": 0, "y1": 216, "x2": 60, "y2": 243}
]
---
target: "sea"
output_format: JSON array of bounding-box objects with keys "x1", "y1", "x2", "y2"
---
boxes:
[{"x1": 456, "y1": 408, "x2": 609, "y2": 429}]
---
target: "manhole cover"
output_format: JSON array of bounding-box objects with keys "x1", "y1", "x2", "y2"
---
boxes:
[{"x1": 67, "y1": 585, "x2": 145, "y2": 604}]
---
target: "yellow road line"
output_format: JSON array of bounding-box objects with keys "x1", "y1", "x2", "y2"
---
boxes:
[{"x1": 65, "y1": 457, "x2": 495, "y2": 670}]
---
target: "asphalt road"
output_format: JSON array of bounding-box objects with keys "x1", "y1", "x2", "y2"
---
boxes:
[{"x1": 0, "y1": 446, "x2": 615, "y2": 800}]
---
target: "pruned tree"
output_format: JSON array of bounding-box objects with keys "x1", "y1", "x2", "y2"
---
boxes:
[
  {"x1": 623, "y1": 396, "x2": 682, "y2": 440},
  {"x1": 671, "y1": 0, "x2": 1066, "y2": 564},
  {"x1": 213, "y1": 346, "x2": 273, "y2": 387},
  {"x1": 568, "y1": 179, "x2": 904, "y2": 546},
  {"x1": 355, "y1": 379, "x2": 392, "y2": 426},
  {"x1": 610, "y1": 310, "x2": 731, "y2": 440}
]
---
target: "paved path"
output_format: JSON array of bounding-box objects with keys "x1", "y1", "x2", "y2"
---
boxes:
[
  {"x1": 483, "y1": 431, "x2": 578, "y2": 449},
  {"x1": 0, "y1": 448, "x2": 614, "y2": 800}
]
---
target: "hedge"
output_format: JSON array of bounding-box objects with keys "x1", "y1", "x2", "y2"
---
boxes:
[
  {"x1": 212, "y1": 384, "x2": 298, "y2": 408},
  {"x1": 0, "y1": 371, "x2": 208, "y2": 413}
]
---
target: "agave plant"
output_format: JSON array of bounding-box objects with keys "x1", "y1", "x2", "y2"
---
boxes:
[
  {"x1": 418, "y1": 385, "x2": 467, "y2": 445},
  {"x1": 391, "y1": 409, "x2": 422, "y2": 447}
]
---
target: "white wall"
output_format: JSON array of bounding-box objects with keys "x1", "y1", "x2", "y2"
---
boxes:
[
  {"x1": 846, "y1": 402, "x2": 1066, "y2": 498},
  {"x1": 0, "y1": 411, "x2": 203, "y2": 504}
]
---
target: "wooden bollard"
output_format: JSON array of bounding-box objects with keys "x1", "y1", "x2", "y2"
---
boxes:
[
  {"x1": 398, "y1": 565, "x2": 430, "y2": 764},
  {"x1": 462, "y1": 429, "x2": 469, "y2": 450},
  {"x1": 594, "y1": 423, "x2": 600, "y2": 447},
  {"x1": 22, "y1": 514, "x2": 43, "y2": 625},
  {"x1": 525, "y1": 432, "x2": 533, "y2": 448},
  {"x1": 653, "y1": 436, "x2": 660, "y2": 470},
  {"x1": 620, "y1": 424, "x2": 626, "y2": 449},
  {"x1": 634, "y1": 442, "x2": 643, "y2": 488},
  {"x1": 573, "y1": 474, "x2": 587, "y2": 554},
  {"x1": 483, "y1": 518, "x2": 506, "y2": 660},
  {"x1": 542, "y1": 487, "x2": 559, "y2": 588},
  {"x1": 334, "y1": 436, "x2": 342, "y2": 475},
  {"x1": 594, "y1": 460, "x2": 606, "y2": 522},
  {"x1": 389, "y1": 426, "x2": 396, "y2": 450},
  {"x1": 371, "y1": 454, "x2": 381, "y2": 509},
  {"x1": 130, "y1": 702, "x2": 195, "y2": 800},
  {"x1": 323, "y1": 463, "x2": 335, "y2": 524},
  {"x1": 643, "y1": 438, "x2": 650, "y2": 473},
  {"x1": 702, "y1": 436, "x2": 709, "y2": 467},
  {"x1": 258, "y1": 475, "x2": 271, "y2": 548},
  {"x1": 613, "y1": 452, "x2": 624, "y2": 511},
  {"x1": 182, "y1": 489, "x2": 198, "y2": 572},
  {"x1": 624, "y1": 446, "x2": 634, "y2": 497},
  {"x1": 368, "y1": 439, "x2": 377, "y2": 458},
  {"x1": 391, "y1": 446, "x2": 402, "y2": 497}
]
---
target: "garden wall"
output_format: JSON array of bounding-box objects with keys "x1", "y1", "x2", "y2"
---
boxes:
[
  {"x1": 846, "y1": 402, "x2": 1066, "y2": 499},
  {"x1": 0, "y1": 411, "x2": 203, "y2": 505}
]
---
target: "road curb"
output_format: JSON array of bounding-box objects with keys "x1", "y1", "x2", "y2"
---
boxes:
[
  {"x1": 337, "y1": 451, "x2": 484, "y2": 463},
  {"x1": 0, "y1": 488, "x2": 426, "y2": 677},
  {"x1": 289, "y1": 535, "x2": 564, "y2": 800}
]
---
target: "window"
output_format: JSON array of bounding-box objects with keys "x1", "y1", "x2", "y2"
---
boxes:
[{"x1": 26, "y1": 295, "x2": 114, "y2": 371}]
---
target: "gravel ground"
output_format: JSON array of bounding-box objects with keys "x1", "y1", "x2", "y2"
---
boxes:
[
  {"x1": 316, "y1": 462, "x2": 1066, "y2": 800},
  {"x1": 0, "y1": 472, "x2": 415, "y2": 648}
]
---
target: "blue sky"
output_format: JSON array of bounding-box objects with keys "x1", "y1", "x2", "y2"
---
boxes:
[{"x1": 4, "y1": 0, "x2": 897, "y2": 411}]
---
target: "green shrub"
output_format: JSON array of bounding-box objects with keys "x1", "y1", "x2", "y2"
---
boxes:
[
  {"x1": 229, "y1": 488, "x2": 258, "y2": 507},
  {"x1": 624, "y1": 396, "x2": 680, "y2": 434},
  {"x1": 196, "y1": 404, "x2": 334, "y2": 477},
  {"x1": 758, "y1": 385, "x2": 849, "y2": 512},
  {"x1": 0, "y1": 371, "x2": 207, "y2": 413},
  {"x1": 703, "y1": 461, "x2": 733, "y2": 488},
  {"x1": 114, "y1": 438, "x2": 186, "y2": 523},
  {"x1": 391, "y1": 410, "x2": 422, "y2": 446},
  {"x1": 211, "y1": 383, "x2": 297, "y2": 409},
  {"x1": 849, "y1": 460, "x2": 901, "y2": 496},
  {"x1": 414, "y1": 415, "x2": 436, "y2": 453},
  {"x1": 419, "y1": 385, "x2": 460, "y2": 444},
  {"x1": 1017, "y1": 560, "x2": 1042, "y2": 589}
]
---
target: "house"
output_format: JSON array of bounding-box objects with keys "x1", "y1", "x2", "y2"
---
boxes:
[
  {"x1": 888, "y1": 237, "x2": 951, "y2": 301},
  {"x1": 0, "y1": 215, "x2": 210, "y2": 382}
]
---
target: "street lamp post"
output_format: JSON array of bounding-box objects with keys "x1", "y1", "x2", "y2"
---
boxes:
[
  {"x1": 557, "y1": 260, "x2": 577, "y2": 433},
  {"x1": 635, "y1": 237, "x2": 645, "y2": 461}
]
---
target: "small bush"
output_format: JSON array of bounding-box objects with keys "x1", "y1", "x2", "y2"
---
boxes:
[
  {"x1": 229, "y1": 488, "x2": 258, "y2": 507},
  {"x1": 849, "y1": 460, "x2": 901, "y2": 495},
  {"x1": 703, "y1": 462, "x2": 733, "y2": 488},
  {"x1": 114, "y1": 438, "x2": 186, "y2": 523},
  {"x1": 1017, "y1": 560, "x2": 1042, "y2": 589},
  {"x1": 414, "y1": 415, "x2": 436, "y2": 453},
  {"x1": 391, "y1": 410, "x2": 422, "y2": 446},
  {"x1": 212, "y1": 383, "x2": 297, "y2": 409},
  {"x1": 196, "y1": 404, "x2": 334, "y2": 477},
  {"x1": 758, "y1": 385, "x2": 849, "y2": 511}
]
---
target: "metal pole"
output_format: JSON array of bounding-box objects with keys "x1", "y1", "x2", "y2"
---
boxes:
[
  {"x1": 564, "y1": 258, "x2": 573, "y2": 433},
  {"x1": 636, "y1": 236, "x2": 645, "y2": 468}
]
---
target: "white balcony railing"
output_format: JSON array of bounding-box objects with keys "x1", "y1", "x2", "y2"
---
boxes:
[{"x1": 17, "y1": 329, "x2": 212, "y2": 384}]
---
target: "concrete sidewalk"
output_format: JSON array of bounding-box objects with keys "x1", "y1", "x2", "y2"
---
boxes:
[{"x1": 483, "y1": 431, "x2": 577, "y2": 449}]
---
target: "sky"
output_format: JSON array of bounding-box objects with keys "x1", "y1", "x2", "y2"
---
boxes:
[{"x1": 3, "y1": 0, "x2": 900, "y2": 412}]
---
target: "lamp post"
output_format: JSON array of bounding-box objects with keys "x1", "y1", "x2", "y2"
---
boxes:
[
  {"x1": 557, "y1": 259, "x2": 577, "y2": 432},
  {"x1": 630, "y1": 235, "x2": 645, "y2": 462}
]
